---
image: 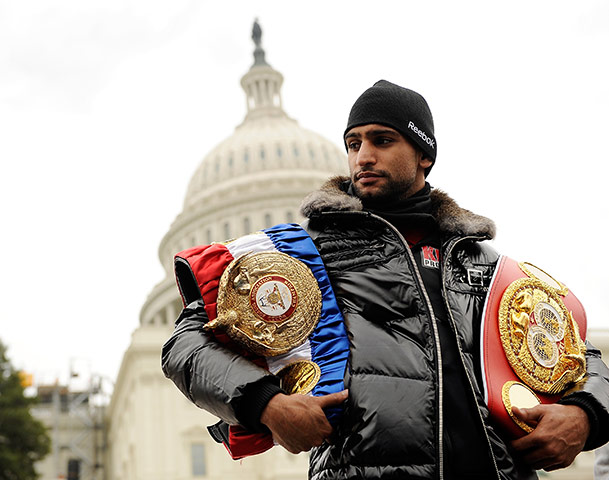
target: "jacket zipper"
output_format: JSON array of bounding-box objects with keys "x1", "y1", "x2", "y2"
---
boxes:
[
  {"x1": 396, "y1": 225, "x2": 445, "y2": 480},
  {"x1": 441, "y1": 236, "x2": 501, "y2": 480},
  {"x1": 325, "y1": 211, "x2": 445, "y2": 479}
]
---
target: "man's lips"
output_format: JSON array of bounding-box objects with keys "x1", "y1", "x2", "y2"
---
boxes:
[{"x1": 355, "y1": 171, "x2": 384, "y2": 185}]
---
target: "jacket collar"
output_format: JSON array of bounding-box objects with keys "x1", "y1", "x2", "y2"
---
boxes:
[{"x1": 300, "y1": 176, "x2": 496, "y2": 239}]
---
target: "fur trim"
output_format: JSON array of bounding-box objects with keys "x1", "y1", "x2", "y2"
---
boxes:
[
  {"x1": 430, "y1": 189, "x2": 496, "y2": 239},
  {"x1": 300, "y1": 176, "x2": 496, "y2": 239},
  {"x1": 300, "y1": 176, "x2": 362, "y2": 218}
]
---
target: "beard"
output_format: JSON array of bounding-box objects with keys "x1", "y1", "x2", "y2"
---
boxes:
[{"x1": 351, "y1": 170, "x2": 416, "y2": 208}]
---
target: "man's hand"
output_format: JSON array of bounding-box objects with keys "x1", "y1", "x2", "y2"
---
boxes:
[
  {"x1": 260, "y1": 390, "x2": 348, "y2": 454},
  {"x1": 510, "y1": 404, "x2": 590, "y2": 471}
]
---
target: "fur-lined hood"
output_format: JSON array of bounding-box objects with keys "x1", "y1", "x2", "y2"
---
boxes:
[{"x1": 300, "y1": 176, "x2": 496, "y2": 239}]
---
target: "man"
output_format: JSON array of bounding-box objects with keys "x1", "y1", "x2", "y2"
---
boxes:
[{"x1": 162, "y1": 80, "x2": 609, "y2": 479}]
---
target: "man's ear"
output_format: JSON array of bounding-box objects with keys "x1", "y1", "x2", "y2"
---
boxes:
[{"x1": 419, "y1": 157, "x2": 433, "y2": 169}]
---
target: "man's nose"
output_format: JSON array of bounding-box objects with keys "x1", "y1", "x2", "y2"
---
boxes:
[{"x1": 356, "y1": 142, "x2": 376, "y2": 166}]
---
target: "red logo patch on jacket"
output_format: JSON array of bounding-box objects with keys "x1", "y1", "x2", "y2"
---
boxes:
[{"x1": 421, "y1": 246, "x2": 440, "y2": 269}]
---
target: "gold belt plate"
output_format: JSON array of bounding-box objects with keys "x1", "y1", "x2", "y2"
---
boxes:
[
  {"x1": 498, "y1": 263, "x2": 586, "y2": 395},
  {"x1": 211, "y1": 251, "x2": 322, "y2": 357}
]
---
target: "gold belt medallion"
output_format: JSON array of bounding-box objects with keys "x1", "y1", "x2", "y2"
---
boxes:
[
  {"x1": 209, "y1": 251, "x2": 323, "y2": 357},
  {"x1": 498, "y1": 263, "x2": 586, "y2": 395},
  {"x1": 501, "y1": 381, "x2": 540, "y2": 433},
  {"x1": 276, "y1": 360, "x2": 322, "y2": 395}
]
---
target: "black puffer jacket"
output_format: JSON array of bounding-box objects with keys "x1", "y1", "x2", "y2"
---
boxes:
[{"x1": 162, "y1": 178, "x2": 609, "y2": 480}]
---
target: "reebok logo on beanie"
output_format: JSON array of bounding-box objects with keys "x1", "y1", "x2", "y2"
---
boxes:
[{"x1": 408, "y1": 121, "x2": 435, "y2": 149}]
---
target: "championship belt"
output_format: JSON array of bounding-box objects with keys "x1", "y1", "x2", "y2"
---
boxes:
[
  {"x1": 174, "y1": 223, "x2": 350, "y2": 459},
  {"x1": 481, "y1": 256, "x2": 587, "y2": 438}
]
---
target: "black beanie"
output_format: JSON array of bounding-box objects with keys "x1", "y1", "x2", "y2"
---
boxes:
[{"x1": 344, "y1": 80, "x2": 437, "y2": 174}]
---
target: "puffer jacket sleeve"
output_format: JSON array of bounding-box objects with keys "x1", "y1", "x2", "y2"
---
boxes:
[
  {"x1": 559, "y1": 340, "x2": 609, "y2": 450},
  {"x1": 161, "y1": 299, "x2": 282, "y2": 428}
]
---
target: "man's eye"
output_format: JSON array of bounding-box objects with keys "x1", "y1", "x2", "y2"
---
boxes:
[
  {"x1": 376, "y1": 137, "x2": 392, "y2": 145},
  {"x1": 348, "y1": 142, "x2": 360, "y2": 150}
]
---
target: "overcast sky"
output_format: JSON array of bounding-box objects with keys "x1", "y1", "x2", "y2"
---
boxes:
[{"x1": 1, "y1": 0, "x2": 608, "y2": 388}]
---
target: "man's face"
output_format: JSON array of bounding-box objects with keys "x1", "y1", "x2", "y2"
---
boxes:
[{"x1": 345, "y1": 124, "x2": 432, "y2": 204}]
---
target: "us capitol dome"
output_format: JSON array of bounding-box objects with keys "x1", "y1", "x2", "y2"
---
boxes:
[
  {"x1": 106, "y1": 21, "x2": 346, "y2": 480},
  {"x1": 140, "y1": 21, "x2": 347, "y2": 329},
  {"x1": 81, "y1": 20, "x2": 609, "y2": 480}
]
